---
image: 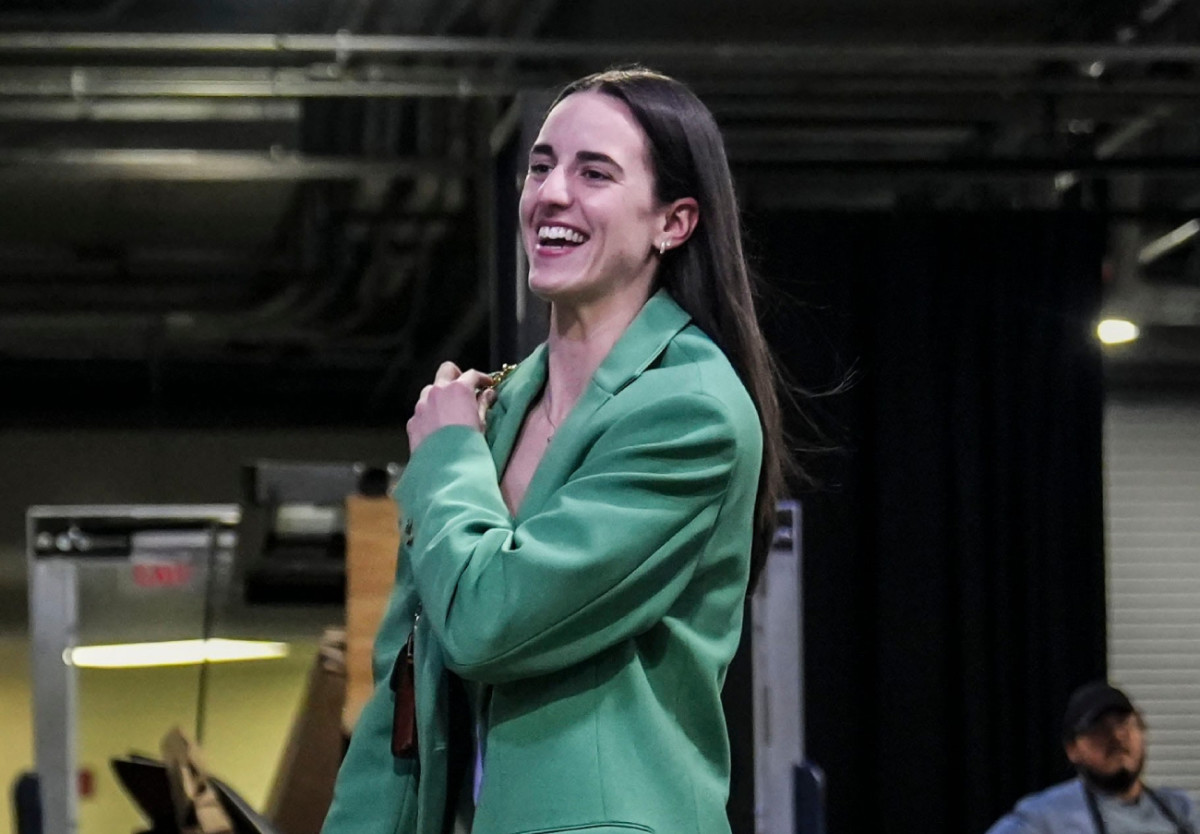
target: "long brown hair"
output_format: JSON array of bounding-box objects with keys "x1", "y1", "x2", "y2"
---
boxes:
[{"x1": 551, "y1": 68, "x2": 786, "y2": 589}]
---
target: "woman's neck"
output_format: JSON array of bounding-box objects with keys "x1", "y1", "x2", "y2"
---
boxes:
[{"x1": 543, "y1": 287, "x2": 651, "y2": 422}]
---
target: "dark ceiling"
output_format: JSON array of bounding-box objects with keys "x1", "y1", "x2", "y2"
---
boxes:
[{"x1": 2, "y1": 0, "x2": 1200, "y2": 426}]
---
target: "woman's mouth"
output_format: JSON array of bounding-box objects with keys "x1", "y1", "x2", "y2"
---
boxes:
[{"x1": 536, "y1": 224, "x2": 589, "y2": 251}]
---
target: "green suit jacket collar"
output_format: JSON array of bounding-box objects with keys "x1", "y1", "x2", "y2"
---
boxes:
[{"x1": 484, "y1": 289, "x2": 692, "y2": 520}]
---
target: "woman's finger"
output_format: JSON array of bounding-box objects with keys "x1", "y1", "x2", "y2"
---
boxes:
[
  {"x1": 434, "y1": 361, "x2": 462, "y2": 384},
  {"x1": 457, "y1": 369, "x2": 494, "y2": 391},
  {"x1": 476, "y1": 388, "x2": 496, "y2": 424}
]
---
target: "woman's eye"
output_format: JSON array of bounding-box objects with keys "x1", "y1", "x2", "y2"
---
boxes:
[
  {"x1": 528, "y1": 162, "x2": 552, "y2": 175},
  {"x1": 581, "y1": 169, "x2": 612, "y2": 181}
]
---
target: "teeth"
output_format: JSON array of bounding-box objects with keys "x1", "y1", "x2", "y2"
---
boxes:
[{"x1": 537, "y1": 225, "x2": 587, "y2": 244}]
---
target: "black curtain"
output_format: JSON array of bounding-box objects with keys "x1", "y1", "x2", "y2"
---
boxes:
[{"x1": 755, "y1": 212, "x2": 1107, "y2": 834}]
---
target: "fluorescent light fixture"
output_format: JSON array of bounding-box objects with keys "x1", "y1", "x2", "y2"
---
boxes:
[
  {"x1": 1097, "y1": 318, "x2": 1140, "y2": 345},
  {"x1": 1138, "y1": 219, "x2": 1200, "y2": 265},
  {"x1": 64, "y1": 639, "x2": 289, "y2": 669}
]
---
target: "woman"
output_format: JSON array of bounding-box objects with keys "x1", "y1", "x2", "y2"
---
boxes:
[{"x1": 322, "y1": 67, "x2": 785, "y2": 834}]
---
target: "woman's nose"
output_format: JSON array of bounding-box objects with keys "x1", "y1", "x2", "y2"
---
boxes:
[{"x1": 538, "y1": 166, "x2": 571, "y2": 206}]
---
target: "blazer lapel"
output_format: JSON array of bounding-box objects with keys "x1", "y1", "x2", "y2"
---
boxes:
[
  {"x1": 589, "y1": 289, "x2": 692, "y2": 397},
  {"x1": 485, "y1": 343, "x2": 547, "y2": 477},
  {"x1": 514, "y1": 290, "x2": 692, "y2": 522}
]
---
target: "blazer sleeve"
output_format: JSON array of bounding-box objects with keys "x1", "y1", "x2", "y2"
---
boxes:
[{"x1": 396, "y1": 390, "x2": 742, "y2": 684}]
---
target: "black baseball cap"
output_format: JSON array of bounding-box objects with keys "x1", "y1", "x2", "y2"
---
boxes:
[{"x1": 1063, "y1": 681, "x2": 1136, "y2": 740}]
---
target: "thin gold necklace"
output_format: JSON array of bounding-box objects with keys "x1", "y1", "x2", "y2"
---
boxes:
[{"x1": 541, "y1": 391, "x2": 559, "y2": 441}]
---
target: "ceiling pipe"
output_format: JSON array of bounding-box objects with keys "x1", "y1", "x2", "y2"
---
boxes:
[
  {"x1": 15, "y1": 66, "x2": 1200, "y2": 101},
  {"x1": 0, "y1": 149, "x2": 459, "y2": 181},
  {"x1": 6, "y1": 33, "x2": 1200, "y2": 67},
  {"x1": 0, "y1": 98, "x2": 301, "y2": 122},
  {"x1": 0, "y1": 65, "x2": 537, "y2": 99}
]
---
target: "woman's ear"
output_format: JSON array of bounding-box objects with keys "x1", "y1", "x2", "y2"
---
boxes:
[{"x1": 659, "y1": 197, "x2": 699, "y2": 249}]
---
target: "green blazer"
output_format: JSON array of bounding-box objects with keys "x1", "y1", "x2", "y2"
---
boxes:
[{"x1": 322, "y1": 290, "x2": 763, "y2": 834}]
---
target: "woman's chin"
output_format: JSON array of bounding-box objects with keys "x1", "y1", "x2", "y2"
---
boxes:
[{"x1": 527, "y1": 270, "x2": 578, "y2": 301}]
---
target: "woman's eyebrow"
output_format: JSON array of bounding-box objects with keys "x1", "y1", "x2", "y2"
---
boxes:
[
  {"x1": 530, "y1": 142, "x2": 556, "y2": 162},
  {"x1": 529, "y1": 144, "x2": 623, "y2": 173},
  {"x1": 575, "y1": 150, "x2": 623, "y2": 172}
]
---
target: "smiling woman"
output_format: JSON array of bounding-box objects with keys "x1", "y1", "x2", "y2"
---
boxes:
[
  {"x1": 320, "y1": 67, "x2": 787, "y2": 834},
  {"x1": 519, "y1": 90, "x2": 697, "y2": 314}
]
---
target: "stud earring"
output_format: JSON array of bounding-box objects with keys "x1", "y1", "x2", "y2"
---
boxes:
[{"x1": 658, "y1": 240, "x2": 669, "y2": 255}]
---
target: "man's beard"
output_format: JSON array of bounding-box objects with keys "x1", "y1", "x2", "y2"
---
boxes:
[{"x1": 1077, "y1": 754, "x2": 1145, "y2": 796}]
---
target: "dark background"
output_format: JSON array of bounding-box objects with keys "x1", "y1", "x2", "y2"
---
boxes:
[{"x1": 756, "y1": 212, "x2": 1107, "y2": 834}]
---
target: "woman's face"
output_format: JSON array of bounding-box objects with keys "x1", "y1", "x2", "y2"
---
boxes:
[{"x1": 519, "y1": 90, "x2": 665, "y2": 306}]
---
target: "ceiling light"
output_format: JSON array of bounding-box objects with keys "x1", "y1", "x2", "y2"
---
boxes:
[
  {"x1": 1097, "y1": 319, "x2": 1140, "y2": 345},
  {"x1": 64, "y1": 639, "x2": 289, "y2": 669},
  {"x1": 1138, "y1": 219, "x2": 1200, "y2": 265}
]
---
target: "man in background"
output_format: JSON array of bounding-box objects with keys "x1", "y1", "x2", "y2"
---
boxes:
[{"x1": 987, "y1": 681, "x2": 1199, "y2": 834}]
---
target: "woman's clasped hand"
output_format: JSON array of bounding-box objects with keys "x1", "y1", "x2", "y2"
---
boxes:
[{"x1": 406, "y1": 361, "x2": 497, "y2": 452}]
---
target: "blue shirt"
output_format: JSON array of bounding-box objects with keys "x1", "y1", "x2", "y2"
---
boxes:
[{"x1": 987, "y1": 778, "x2": 1199, "y2": 834}]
